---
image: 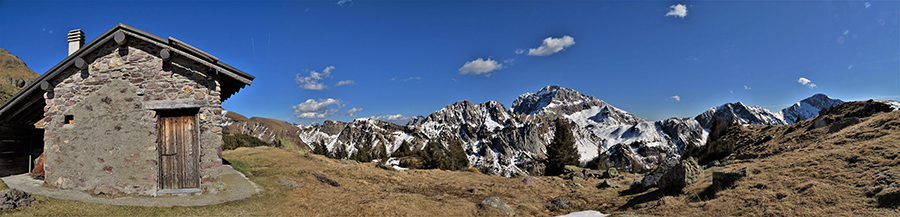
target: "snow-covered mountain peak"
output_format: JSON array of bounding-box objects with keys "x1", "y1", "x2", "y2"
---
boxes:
[{"x1": 779, "y1": 93, "x2": 844, "y2": 124}]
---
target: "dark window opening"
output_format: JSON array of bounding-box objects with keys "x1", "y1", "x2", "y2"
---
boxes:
[{"x1": 64, "y1": 115, "x2": 74, "y2": 124}]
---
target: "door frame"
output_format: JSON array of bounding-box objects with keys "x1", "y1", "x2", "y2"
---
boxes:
[{"x1": 156, "y1": 108, "x2": 201, "y2": 190}]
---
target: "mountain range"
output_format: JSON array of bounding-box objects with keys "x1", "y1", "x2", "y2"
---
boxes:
[{"x1": 261, "y1": 85, "x2": 847, "y2": 176}]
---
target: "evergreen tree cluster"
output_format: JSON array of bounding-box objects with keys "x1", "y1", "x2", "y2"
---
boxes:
[
  {"x1": 393, "y1": 139, "x2": 469, "y2": 171},
  {"x1": 223, "y1": 133, "x2": 271, "y2": 150},
  {"x1": 544, "y1": 119, "x2": 581, "y2": 176}
]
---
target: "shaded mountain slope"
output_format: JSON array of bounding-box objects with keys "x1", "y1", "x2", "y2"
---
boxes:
[{"x1": 0, "y1": 48, "x2": 40, "y2": 103}]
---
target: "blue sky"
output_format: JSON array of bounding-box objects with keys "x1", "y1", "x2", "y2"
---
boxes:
[{"x1": 1, "y1": 0, "x2": 898, "y2": 125}]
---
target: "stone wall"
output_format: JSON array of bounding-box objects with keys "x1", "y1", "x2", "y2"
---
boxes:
[{"x1": 42, "y1": 38, "x2": 227, "y2": 195}]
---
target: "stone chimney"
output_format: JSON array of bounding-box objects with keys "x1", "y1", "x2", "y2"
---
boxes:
[{"x1": 67, "y1": 29, "x2": 84, "y2": 56}]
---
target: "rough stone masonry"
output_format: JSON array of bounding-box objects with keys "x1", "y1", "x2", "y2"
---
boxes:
[{"x1": 42, "y1": 37, "x2": 227, "y2": 195}]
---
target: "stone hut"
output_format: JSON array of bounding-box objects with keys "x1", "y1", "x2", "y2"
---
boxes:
[{"x1": 0, "y1": 23, "x2": 254, "y2": 195}]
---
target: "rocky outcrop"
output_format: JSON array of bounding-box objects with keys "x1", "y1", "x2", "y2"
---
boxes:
[{"x1": 480, "y1": 196, "x2": 515, "y2": 216}]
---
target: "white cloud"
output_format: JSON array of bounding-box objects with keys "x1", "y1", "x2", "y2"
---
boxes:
[
  {"x1": 295, "y1": 66, "x2": 334, "y2": 90},
  {"x1": 666, "y1": 4, "x2": 688, "y2": 18},
  {"x1": 515, "y1": 49, "x2": 525, "y2": 54},
  {"x1": 346, "y1": 108, "x2": 363, "y2": 117},
  {"x1": 459, "y1": 58, "x2": 503, "y2": 76},
  {"x1": 526, "y1": 36, "x2": 575, "y2": 56},
  {"x1": 744, "y1": 85, "x2": 751, "y2": 90},
  {"x1": 369, "y1": 114, "x2": 415, "y2": 126},
  {"x1": 670, "y1": 95, "x2": 681, "y2": 101},
  {"x1": 403, "y1": 77, "x2": 422, "y2": 81},
  {"x1": 336, "y1": 80, "x2": 356, "y2": 86},
  {"x1": 337, "y1": 0, "x2": 352, "y2": 6},
  {"x1": 798, "y1": 77, "x2": 817, "y2": 89},
  {"x1": 293, "y1": 98, "x2": 343, "y2": 119}
]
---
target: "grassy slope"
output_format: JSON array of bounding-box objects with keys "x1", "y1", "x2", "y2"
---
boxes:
[
  {"x1": 0, "y1": 48, "x2": 40, "y2": 104},
  {"x1": 1, "y1": 102, "x2": 898, "y2": 216}
]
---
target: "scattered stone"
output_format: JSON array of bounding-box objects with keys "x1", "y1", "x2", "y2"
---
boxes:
[
  {"x1": 597, "y1": 179, "x2": 620, "y2": 188},
  {"x1": 469, "y1": 188, "x2": 478, "y2": 193},
  {"x1": 572, "y1": 176, "x2": 584, "y2": 182},
  {"x1": 557, "y1": 183, "x2": 566, "y2": 187},
  {"x1": 277, "y1": 178, "x2": 303, "y2": 188},
  {"x1": 480, "y1": 196, "x2": 515, "y2": 216},
  {"x1": 573, "y1": 183, "x2": 583, "y2": 188},
  {"x1": 829, "y1": 117, "x2": 860, "y2": 133},
  {"x1": 564, "y1": 165, "x2": 583, "y2": 174},
  {"x1": 0, "y1": 189, "x2": 35, "y2": 210},
  {"x1": 658, "y1": 157, "x2": 704, "y2": 190},
  {"x1": 712, "y1": 167, "x2": 749, "y2": 190},
  {"x1": 550, "y1": 197, "x2": 570, "y2": 210},
  {"x1": 605, "y1": 168, "x2": 619, "y2": 178},
  {"x1": 630, "y1": 161, "x2": 671, "y2": 191},
  {"x1": 523, "y1": 176, "x2": 536, "y2": 185},
  {"x1": 583, "y1": 169, "x2": 603, "y2": 179}
]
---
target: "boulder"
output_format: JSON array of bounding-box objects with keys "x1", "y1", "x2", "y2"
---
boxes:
[
  {"x1": 583, "y1": 169, "x2": 603, "y2": 179},
  {"x1": 522, "y1": 176, "x2": 536, "y2": 185},
  {"x1": 564, "y1": 165, "x2": 583, "y2": 175},
  {"x1": 550, "y1": 197, "x2": 570, "y2": 210},
  {"x1": 631, "y1": 162, "x2": 672, "y2": 191},
  {"x1": 712, "y1": 167, "x2": 749, "y2": 189},
  {"x1": 0, "y1": 189, "x2": 35, "y2": 210},
  {"x1": 658, "y1": 157, "x2": 704, "y2": 190},
  {"x1": 605, "y1": 168, "x2": 619, "y2": 178},
  {"x1": 480, "y1": 196, "x2": 515, "y2": 216},
  {"x1": 597, "y1": 179, "x2": 620, "y2": 188}
]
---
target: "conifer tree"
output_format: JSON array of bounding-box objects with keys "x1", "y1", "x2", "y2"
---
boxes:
[
  {"x1": 545, "y1": 119, "x2": 580, "y2": 176},
  {"x1": 393, "y1": 140, "x2": 412, "y2": 157},
  {"x1": 446, "y1": 139, "x2": 469, "y2": 170}
]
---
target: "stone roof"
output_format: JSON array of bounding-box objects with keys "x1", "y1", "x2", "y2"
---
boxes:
[{"x1": 0, "y1": 23, "x2": 255, "y2": 125}]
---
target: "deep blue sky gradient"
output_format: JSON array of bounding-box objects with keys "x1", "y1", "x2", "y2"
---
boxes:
[{"x1": 1, "y1": 0, "x2": 898, "y2": 124}]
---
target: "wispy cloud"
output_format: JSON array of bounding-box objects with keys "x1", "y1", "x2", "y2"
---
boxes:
[
  {"x1": 459, "y1": 58, "x2": 503, "y2": 76},
  {"x1": 798, "y1": 77, "x2": 817, "y2": 89},
  {"x1": 368, "y1": 114, "x2": 416, "y2": 126},
  {"x1": 666, "y1": 4, "x2": 688, "y2": 18},
  {"x1": 686, "y1": 57, "x2": 699, "y2": 61},
  {"x1": 669, "y1": 95, "x2": 681, "y2": 101},
  {"x1": 336, "y1": 0, "x2": 352, "y2": 6},
  {"x1": 403, "y1": 77, "x2": 421, "y2": 81},
  {"x1": 295, "y1": 66, "x2": 334, "y2": 90},
  {"x1": 293, "y1": 98, "x2": 343, "y2": 119},
  {"x1": 346, "y1": 108, "x2": 363, "y2": 117},
  {"x1": 336, "y1": 80, "x2": 356, "y2": 86},
  {"x1": 744, "y1": 85, "x2": 751, "y2": 90},
  {"x1": 525, "y1": 36, "x2": 575, "y2": 56},
  {"x1": 514, "y1": 49, "x2": 525, "y2": 54}
]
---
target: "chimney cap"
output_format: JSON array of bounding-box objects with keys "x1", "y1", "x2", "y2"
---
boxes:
[{"x1": 67, "y1": 29, "x2": 84, "y2": 42}]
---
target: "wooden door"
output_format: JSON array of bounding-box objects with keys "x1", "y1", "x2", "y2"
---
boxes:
[{"x1": 158, "y1": 111, "x2": 200, "y2": 189}]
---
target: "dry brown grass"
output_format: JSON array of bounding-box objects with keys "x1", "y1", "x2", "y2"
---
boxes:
[
  {"x1": 2, "y1": 102, "x2": 899, "y2": 216},
  {"x1": 634, "y1": 104, "x2": 900, "y2": 216}
]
